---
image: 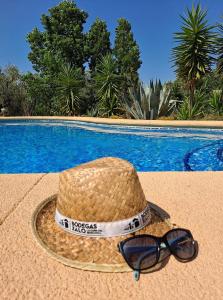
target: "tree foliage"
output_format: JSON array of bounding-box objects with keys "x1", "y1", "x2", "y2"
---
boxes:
[
  {"x1": 27, "y1": 1, "x2": 88, "y2": 75},
  {"x1": 86, "y1": 18, "x2": 111, "y2": 73},
  {"x1": 5, "y1": 0, "x2": 221, "y2": 120},
  {"x1": 22, "y1": 73, "x2": 54, "y2": 115},
  {"x1": 25, "y1": 2, "x2": 143, "y2": 117},
  {"x1": 0, "y1": 65, "x2": 27, "y2": 115},
  {"x1": 114, "y1": 18, "x2": 141, "y2": 85}
]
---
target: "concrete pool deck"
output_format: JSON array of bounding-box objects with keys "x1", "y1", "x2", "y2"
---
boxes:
[{"x1": 1, "y1": 171, "x2": 223, "y2": 299}]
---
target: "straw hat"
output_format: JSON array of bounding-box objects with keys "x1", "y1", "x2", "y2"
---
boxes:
[{"x1": 32, "y1": 157, "x2": 172, "y2": 272}]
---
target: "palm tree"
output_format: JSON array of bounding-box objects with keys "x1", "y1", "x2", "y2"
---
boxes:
[
  {"x1": 217, "y1": 18, "x2": 223, "y2": 73},
  {"x1": 172, "y1": 4, "x2": 216, "y2": 106},
  {"x1": 54, "y1": 64, "x2": 84, "y2": 115},
  {"x1": 94, "y1": 54, "x2": 123, "y2": 117}
]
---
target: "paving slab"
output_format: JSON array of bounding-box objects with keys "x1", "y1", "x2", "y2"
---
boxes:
[
  {"x1": 0, "y1": 171, "x2": 223, "y2": 300},
  {"x1": 0, "y1": 174, "x2": 43, "y2": 224}
]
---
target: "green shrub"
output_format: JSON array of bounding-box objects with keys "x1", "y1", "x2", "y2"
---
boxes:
[
  {"x1": 208, "y1": 90, "x2": 223, "y2": 115},
  {"x1": 177, "y1": 92, "x2": 205, "y2": 120}
]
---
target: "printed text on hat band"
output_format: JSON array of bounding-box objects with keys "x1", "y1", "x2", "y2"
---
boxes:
[{"x1": 55, "y1": 205, "x2": 151, "y2": 237}]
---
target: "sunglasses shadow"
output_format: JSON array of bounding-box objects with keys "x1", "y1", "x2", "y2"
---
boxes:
[{"x1": 140, "y1": 203, "x2": 199, "y2": 274}]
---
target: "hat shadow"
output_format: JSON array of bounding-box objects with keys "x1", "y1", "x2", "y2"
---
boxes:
[
  {"x1": 140, "y1": 202, "x2": 199, "y2": 275},
  {"x1": 149, "y1": 202, "x2": 171, "y2": 220}
]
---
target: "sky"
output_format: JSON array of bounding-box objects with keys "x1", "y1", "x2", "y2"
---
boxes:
[{"x1": 0, "y1": 0, "x2": 222, "y2": 83}]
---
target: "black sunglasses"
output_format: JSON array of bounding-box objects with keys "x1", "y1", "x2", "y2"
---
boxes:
[{"x1": 118, "y1": 228, "x2": 196, "y2": 274}]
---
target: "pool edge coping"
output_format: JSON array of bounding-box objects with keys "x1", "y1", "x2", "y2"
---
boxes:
[{"x1": 1, "y1": 116, "x2": 223, "y2": 129}]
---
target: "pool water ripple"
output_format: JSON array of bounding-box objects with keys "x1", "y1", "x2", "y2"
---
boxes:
[
  {"x1": 184, "y1": 141, "x2": 223, "y2": 171},
  {"x1": 0, "y1": 119, "x2": 223, "y2": 173}
]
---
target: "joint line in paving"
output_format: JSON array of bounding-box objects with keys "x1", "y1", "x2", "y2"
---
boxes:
[{"x1": 0, "y1": 173, "x2": 47, "y2": 225}]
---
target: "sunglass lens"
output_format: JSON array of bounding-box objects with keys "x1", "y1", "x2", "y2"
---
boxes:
[
  {"x1": 166, "y1": 229, "x2": 195, "y2": 260},
  {"x1": 122, "y1": 236, "x2": 158, "y2": 270}
]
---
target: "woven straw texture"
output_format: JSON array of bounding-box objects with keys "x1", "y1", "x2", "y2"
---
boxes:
[
  {"x1": 57, "y1": 157, "x2": 148, "y2": 221},
  {"x1": 32, "y1": 157, "x2": 172, "y2": 272}
]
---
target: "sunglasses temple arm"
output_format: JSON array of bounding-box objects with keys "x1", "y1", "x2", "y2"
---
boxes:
[
  {"x1": 133, "y1": 247, "x2": 158, "y2": 281},
  {"x1": 133, "y1": 270, "x2": 140, "y2": 281}
]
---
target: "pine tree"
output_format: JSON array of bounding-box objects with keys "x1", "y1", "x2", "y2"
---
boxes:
[
  {"x1": 114, "y1": 18, "x2": 141, "y2": 85},
  {"x1": 86, "y1": 18, "x2": 111, "y2": 73}
]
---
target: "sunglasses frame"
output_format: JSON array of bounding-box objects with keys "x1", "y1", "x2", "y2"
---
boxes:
[{"x1": 118, "y1": 228, "x2": 196, "y2": 271}]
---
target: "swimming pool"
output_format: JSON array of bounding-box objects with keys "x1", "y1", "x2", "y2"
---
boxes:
[{"x1": 0, "y1": 119, "x2": 223, "y2": 173}]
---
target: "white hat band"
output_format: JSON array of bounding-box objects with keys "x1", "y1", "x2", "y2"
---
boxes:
[{"x1": 55, "y1": 204, "x2": 151, "y2": 237}]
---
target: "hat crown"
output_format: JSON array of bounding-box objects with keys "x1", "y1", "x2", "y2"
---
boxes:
[{"x1": 57, "y1": 157, "x2": 148, "y2": 222}]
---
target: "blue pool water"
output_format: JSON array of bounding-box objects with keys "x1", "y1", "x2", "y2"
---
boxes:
[{"x1": 0, "y1": 119, "x2": 223, "y2": 173}]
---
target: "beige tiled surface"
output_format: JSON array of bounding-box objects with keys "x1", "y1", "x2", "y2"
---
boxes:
[
  {"x1": 0, "y1": 174, "x2": 43, "y2": 224},
  {"x1": 0, "y1": 171, "x2": 223, "y2": 300}
]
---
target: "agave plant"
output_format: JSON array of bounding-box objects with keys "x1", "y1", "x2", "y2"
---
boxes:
[
  {"x1": 148, "y1": 83, "x2": 175, "y2": 119},
  {"x1": 208, "y1": 90, "x2": 223, "y2": 115},
  {"x1": 123, "y1": 81, "x2": 175, "y2": 120},
  {"x1": 177, "y1": 91, "x2": 205, "y2": 120},
  {"x1": 123, "y1": 82, "x2": 149, "y2": 119},
  {"x1": 86, "y1": 105, "x2": 99, "y2": 117}
]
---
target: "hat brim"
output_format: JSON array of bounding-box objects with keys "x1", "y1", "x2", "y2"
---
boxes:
[{"x1": 32, "y1": 195, "x2": 173, "y2": 273}]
